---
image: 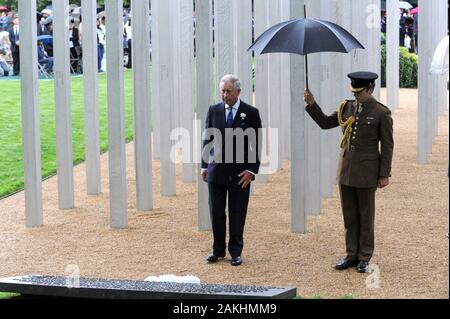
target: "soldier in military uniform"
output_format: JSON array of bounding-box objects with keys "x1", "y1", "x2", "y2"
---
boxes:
[{"x1": 303, "y1": 72, "x2": 394, "y2": 273}]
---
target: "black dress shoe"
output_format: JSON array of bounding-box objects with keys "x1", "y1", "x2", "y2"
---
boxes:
[
  {"x1": 356, "y1": 260, "x2": 369, "y2": 273},
  {"x1": 334, "y1": 259, "x2": 359, "y2": 270},
  {"x1": 206, "y1": 254, "x2": 224, "y2": 263},
  {"x1": 230, "y1": 256, "x2": 242, "y2": 266}
]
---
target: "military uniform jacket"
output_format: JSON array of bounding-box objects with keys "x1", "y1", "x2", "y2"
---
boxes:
[{"x1": 306, "y1": 97, "x2": 394, "y2": 188}]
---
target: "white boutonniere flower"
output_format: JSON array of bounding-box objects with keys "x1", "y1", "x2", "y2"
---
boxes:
[{"x1": 240, "y1": 113, "x2": 247, "y2": 120}]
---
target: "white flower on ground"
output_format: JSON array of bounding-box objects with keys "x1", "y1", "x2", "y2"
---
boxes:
[{"x1": 144, "y1": 274, "x2": 201, "y2": 284}]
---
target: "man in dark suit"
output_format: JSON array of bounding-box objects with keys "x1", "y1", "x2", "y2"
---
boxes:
[
  {"x1": 201, "y1": 74, "x2": 262, "y2": 266},
  {"x1": 8, "y1": 14, "x2": 19, "y2": 76},
  {"x1": 304, "y1": 72, "x2": 394, "y2": 273}
]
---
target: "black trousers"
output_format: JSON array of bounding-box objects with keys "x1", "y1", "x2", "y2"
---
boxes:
[
  {"x1": 126, "y1": 39, "x2": 132, "y2": 69},
  {"x1": 12, "y1": 49, "x2": 19, "y2": 75},
  {"x1": 339, "y1": 184, "x2": 377, "y2": 262},
  {"x1": 208, "y1": 179, "x2": 251, "y2": 258},
  {"x1": 70, "y1": 47, "x2": 79, "y2": 73}
]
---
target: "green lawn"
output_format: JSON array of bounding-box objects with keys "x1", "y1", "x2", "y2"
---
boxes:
[
  {"x1": 0, "y1": 71, "x2": 136, "y2": 199},
  {"x1": 0, "y1": 292, "x2": 20, "y2": 299}
]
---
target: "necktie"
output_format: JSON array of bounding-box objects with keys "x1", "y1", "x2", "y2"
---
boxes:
[
  {"x1": 355, "y1": 103, "x2": 362, "y2": 115},
  {"x1": 226, "y1": 106, "x2": 234, "y2": 128}
]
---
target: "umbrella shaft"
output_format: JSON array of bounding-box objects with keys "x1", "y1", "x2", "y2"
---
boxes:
[{"x1": 305, "y1": 54, "x2": 309, "y2": 90}]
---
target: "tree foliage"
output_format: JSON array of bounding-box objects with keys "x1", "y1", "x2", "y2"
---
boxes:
[{"x1": 381, "y1": 41, "x2": 418, "y2": 88}]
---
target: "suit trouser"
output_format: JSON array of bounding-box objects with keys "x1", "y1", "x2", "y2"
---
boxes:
[
  {"x1": 339, "y1": 184, "x2": 376, "y2": 262},
  {"x1": 208, "y1": 180, "x2": 250, "y2": 258},
  {"x1": 126, "y1": 39, "x2": 132, "y2": 68},
  {"x1": 70, "y1": 47, "x2": 79, "y2": 73},
  {"x1": 12, "y1": 49, "x2": 19, "y2": 75},
  {"x1": 97, "y1": 44, "x2": 104, "y2": 71}
]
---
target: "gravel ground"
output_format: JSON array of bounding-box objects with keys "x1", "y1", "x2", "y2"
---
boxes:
[{"x1": 0, "y1": 88, "x2": 448, "y2": 299}]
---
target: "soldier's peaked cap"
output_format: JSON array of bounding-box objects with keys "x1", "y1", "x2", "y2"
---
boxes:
[{"x1": 348, "y1": 71, "x2": 378, "y2": 93}]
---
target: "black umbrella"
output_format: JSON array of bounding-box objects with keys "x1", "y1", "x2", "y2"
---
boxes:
[{"x1": 248, "y1": 17, "x2": 365, "y2": 89}]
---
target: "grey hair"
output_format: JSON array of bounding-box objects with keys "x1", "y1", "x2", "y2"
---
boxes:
[{"x1": 220, "y1": 74, "x2": 241, "y2": 91}]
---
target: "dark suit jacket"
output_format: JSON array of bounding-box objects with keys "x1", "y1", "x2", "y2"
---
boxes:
[
  {"x1": 306, "y1": 97, "x2": 394, "y2": 188},
  {"x1": 70, "y1": 27, "x2": 80, "y2": 47},
  {"x1": 202, "y1": 100, "x2": 262, "y2": 185},
  {"x1": 8, "y1": 27, "x2": 19, "y2": 53}
]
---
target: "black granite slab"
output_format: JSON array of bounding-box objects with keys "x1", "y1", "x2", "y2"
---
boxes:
[{"x1": 0, "y1": 275, "x2": 297, "y2": 299}]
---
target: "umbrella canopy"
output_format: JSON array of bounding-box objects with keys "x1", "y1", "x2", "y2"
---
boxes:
[
  {"x1": 410, "y1": 7, "x2": 419, "y2": 14},
  {"x1": 249, "y1": 18, "x2": 364, "y2": 55},
  {"x1": 0, "y1": 5, "x2": 10, "y2": 12},
  {"x1": 430, "y1": 36, "x2": 449, "y2": 75},
  {"x1": 399, "y1": 1, "x2": 413, "y2": 10},
  {"x1": 248, "y1": 17, "x2": 364, "y2": 88}
]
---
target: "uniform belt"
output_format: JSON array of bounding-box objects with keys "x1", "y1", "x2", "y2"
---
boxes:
[{"x1": 349, "y1": 145, "x2": 378, "y2": 152}]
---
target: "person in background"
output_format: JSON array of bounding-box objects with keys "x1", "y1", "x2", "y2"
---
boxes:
[
  {"x1": 37, "y1": 40, "x2": 53, "y2": 73},
  {"x1": 124, "y1": 18, "x2": 132, "y2": 69},
  {"x1": 404, "y1": 16, "x2": 415, "y2": 53},
  {"x1": 96, "y1": 18, "x2": 106, "y2": 72},
  {"x1": 399, "y1": 9, "x2": 406, "y2": 47},
  {"x1": 8, "y1": 14, "x2": 19, "y2": 75},
  {"x1": 69, "y1": 23, "x2": 80, "y2": 73},
  {"x1": 0, "y1": 12, "x2": 8, "y2": 32},
  {"x1": 41, "y1": 16, "x2": 54, "y2": 57},
  {"x1": 0, "y1": 46, "x2": 10, "y2": 76},
  {"x1": 0, "y1": 33, "x2": 12, "y2": 62},
  {"x1": 380, "y1": 10, "x2": 386, "y2": 34},
  {"x1": 6, "y1": 11, "x2": 14, "y2": 30}
]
